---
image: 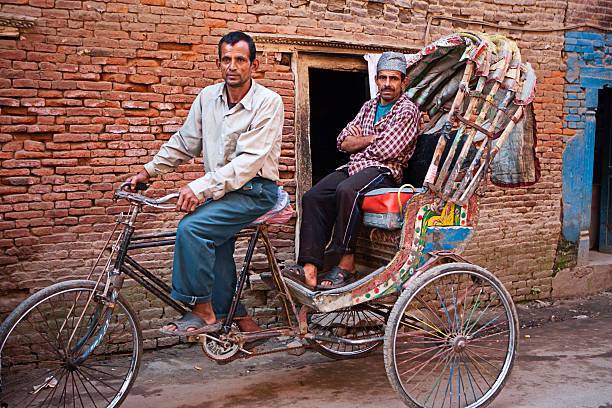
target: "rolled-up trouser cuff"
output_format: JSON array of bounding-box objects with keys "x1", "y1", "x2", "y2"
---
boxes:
[
  {"x1": 170, "y1": 289, "x2": 211, "y2": 306},
  {"x1": 169, "y1": 289, "x2": 247, "y2": 320},
  {"x1": 214, "y1": 302, "x2": 247, "y2": 320}
]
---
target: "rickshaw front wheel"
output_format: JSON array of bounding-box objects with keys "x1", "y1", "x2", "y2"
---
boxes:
[
  {"x1": 384, "y1": 263, "x2": 518, "y2": 408},
  {"x1": 0, "y1": 280, "x2": 142, "y2": 408}
]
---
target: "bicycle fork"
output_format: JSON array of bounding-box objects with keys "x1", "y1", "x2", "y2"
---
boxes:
[{"x1": 66, "y1": 206, "x2": 139, "y2": 365}]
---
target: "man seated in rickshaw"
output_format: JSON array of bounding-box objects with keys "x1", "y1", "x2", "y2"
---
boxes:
[
  {"x1": 127, "y1": 31, "x2": 284, "y2": 335},
  {"x1": 282, "y1": 52, "x2": 420, "y2": 290}
]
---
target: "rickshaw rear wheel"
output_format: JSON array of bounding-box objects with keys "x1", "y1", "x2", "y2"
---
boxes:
[
  {"x1": 384, "y1": 263, "x2": 518, "y2": 408},
  {"x1": 308, "y1": 302, "x2": 390, "y2": 360}
]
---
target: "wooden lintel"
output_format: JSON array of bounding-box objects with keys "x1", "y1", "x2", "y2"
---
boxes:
[
  {"x1": 0, "y1": 13, "x2": 36, "y2": 38},
  {"x1": 254, "y1": 33, "x2": 420, "y2": 55}
]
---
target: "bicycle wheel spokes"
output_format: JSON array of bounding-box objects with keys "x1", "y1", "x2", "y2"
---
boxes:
[
  {"x1": 0, "y1": 281, "x2": 142, "y2": 408},
  {"x1": 309, "y1": 303, "x2": 388, "y2": 359},
  {"x1": 386, "y1": 265, "x2": 518, "y2": 408}
]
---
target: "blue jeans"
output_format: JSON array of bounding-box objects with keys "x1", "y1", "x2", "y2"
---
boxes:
[{"x1": 170, "y1": 177, "x2": 277, "y2": 319}]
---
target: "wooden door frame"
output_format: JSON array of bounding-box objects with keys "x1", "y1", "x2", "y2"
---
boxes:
[
  {"x1": 293, "y1": 52, "x2": 368, "y2": 256},
  {"x1": 598, "y1": 89, "x2": 612, "y2": 252}
]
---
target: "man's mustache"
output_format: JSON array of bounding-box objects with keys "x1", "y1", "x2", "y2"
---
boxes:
[{"x1": 381, "y1": 87, "x2": 394, "y2": 92}]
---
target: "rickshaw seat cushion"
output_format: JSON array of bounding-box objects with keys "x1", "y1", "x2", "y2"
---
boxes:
[
  {"x1": 362, "y1": 187, "x2": 425, "y2": 229},
  {"x1": 251, "y1": 186, "x2": 293, "y2": 225},
  {"x1": 362, "y1": 188, "x2": 419, "y2": 213},
  {"x1": 361, "y1": 130, "x2": 460, "y2": 229}
]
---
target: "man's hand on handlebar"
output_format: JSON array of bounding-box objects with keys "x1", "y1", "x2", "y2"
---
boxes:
[
  {"x1": 127, "y1": 170, "x2": 150, "y2": 191},
  {"x1": 176, "y1": 185, "x2": 200, "y2": 213},
  {"x1": 124, "y1": 169, "x2": 199, "y2": 212}
]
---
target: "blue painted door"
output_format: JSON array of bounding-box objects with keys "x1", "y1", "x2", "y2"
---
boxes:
[{"x1": 598, "y1": 90, "x2": 612, "y2": 252}]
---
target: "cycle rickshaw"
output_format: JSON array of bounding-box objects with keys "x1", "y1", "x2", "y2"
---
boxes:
[{"x1": 0, "y1": 31, "x2": 537, "y2": 408}]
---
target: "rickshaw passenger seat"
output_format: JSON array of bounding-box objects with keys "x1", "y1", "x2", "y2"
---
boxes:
[{"x1": 360, "y1": 130, "x2": 462, "y2": 230}]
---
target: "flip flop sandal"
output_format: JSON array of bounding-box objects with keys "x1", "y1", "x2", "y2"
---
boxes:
[
  {"x1": 159, "y1": 312, "x2": 222, "y2": 336},
  {"x1": 316, "y1": 266, "x2": 354, "y2": 290},
  {"x1": 281, "y1": 264, "x2": 315, "y2": 290}
]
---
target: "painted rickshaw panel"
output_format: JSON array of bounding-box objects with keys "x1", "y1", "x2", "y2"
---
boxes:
[{"x1": 312, "y1": 31, "x2": 537, "y2": 313}]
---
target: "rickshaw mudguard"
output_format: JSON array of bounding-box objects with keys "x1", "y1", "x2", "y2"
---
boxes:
[{"x1": 307, "y1": 192, "x2": 479, "y2": 313}]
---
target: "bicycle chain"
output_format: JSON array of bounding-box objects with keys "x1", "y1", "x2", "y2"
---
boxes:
[
  {"x1": 196, "y1": 313, "x2": 309, "y2": 363},
  {"x1": 205, "y1": 338, "x2": 321, "y2": 364}
]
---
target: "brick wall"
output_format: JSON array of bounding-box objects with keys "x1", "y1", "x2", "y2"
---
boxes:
[
  {"x1": 564, "y1": 32, "x2": 612, "y2": 130},
  {"x1": 567, "y1": 0, "x2": 612, "y2": 28},
  {"x1": 1, "y1": 0, "x2": 611, "y2": 342}
]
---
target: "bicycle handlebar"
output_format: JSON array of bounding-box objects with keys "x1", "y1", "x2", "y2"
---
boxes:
[{"x1": 114, "y1": 181, "x2": 179, "y2": 210}]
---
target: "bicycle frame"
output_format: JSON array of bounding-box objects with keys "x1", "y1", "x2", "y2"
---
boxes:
[
  {"x1": 122, "y1": 222, "x2": 296, "y2": 332},
  {"x1": 88, "y1": 192, "x2": 292, "y2": 344},
  {"x1": 61, "y1": 182, "x2": 386, "y2": 368}
]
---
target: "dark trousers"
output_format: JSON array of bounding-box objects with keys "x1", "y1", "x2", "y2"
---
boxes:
[{"x1": 297, "y1": 167, "x2": 396, "y2": 270}]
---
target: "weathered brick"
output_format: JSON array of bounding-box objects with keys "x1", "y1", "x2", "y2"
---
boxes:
[{"x1": 0, "y1": 0, "x2": 602, "y2": 339}]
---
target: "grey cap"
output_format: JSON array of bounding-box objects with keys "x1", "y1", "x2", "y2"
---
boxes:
[{"x1": 376, "y1": 51, "x2": 407, "y2": 75}]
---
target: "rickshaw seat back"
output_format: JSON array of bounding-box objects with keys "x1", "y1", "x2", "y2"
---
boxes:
[{"x1": 401, "y1": 130, "x2": 463, "y2": 188}]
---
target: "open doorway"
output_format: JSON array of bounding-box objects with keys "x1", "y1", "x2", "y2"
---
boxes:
[
  {"x1": 596, "y1": 88, "x2": 612, "y2": 253},
  {"x1": 308, "y1": 68, "x2": 369, "y2": 184},
  {"x1": 294, "y1": 52, "x2": 369, "y2": 256},
  {"x1": 294, "y1": 52, "x2": 369, "y2": 194}
]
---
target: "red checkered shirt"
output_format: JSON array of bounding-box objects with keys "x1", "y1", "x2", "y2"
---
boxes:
[{"x1": 337, "y1": 93, "x2": 420, "y2": 185}]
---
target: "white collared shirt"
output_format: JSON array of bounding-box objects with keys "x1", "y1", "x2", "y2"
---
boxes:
[{"x1": 144, "y1": 80, "x2": 284, "y2": 200}]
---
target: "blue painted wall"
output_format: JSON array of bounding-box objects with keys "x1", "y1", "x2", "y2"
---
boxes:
[{"x1": 562, "y1": 31, "x2": 612, "y2": 243}]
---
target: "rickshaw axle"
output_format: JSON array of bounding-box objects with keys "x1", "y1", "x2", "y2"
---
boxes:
[{"x1": 311, "y1": 334, "x2": 384, "y2": 345}]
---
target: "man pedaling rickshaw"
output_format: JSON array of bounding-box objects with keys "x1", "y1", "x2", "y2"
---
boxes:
[
  {"x1": 126, "y1": 31, "x2": 284, "y2": 336},
  {"x1": 282, "y1": 51, "x2": 421, "y2": 290}
]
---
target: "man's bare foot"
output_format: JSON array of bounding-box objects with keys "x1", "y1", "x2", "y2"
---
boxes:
[
  {"x1": 302, "y1": 263, "x2": 318, "y2": 288},
  {"x1": 237, "y1": 317, "x2": 261, "y2": 332},
  {"x1": 163, "y1": 302, "x2": 216, "y2": 332}
]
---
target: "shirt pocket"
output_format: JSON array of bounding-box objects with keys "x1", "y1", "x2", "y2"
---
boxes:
[{"x1": 222, "y1": 132, "x2": 240, "y2": 163}]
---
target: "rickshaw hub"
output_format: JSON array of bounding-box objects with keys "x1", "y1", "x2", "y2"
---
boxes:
[
  {"x1": 65, "y1": 358, "x2": 78, "y2": 371},
  {"x1": 452, "y1": 335, "x2": 467, "y2": 352}
]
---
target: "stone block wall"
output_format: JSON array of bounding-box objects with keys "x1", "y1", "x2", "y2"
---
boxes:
[{"x1": 1, "y1": 0, "x2": 612, "y2": 344}]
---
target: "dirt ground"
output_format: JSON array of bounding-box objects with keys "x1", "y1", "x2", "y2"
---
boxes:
[
  {"x1": 122, "y1": 292, "x2": 612, "y2": 408},
  {"x1": 514, "y1": 291, "x2": 612, "y2": 329}
]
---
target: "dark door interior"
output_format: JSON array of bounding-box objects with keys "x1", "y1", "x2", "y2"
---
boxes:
[
  {"x1": 597, "y1": 88, "x2": 612, "y2": 252},
  {"x1": 308, "y1": 68, "x2": 369, "y2": 185}
]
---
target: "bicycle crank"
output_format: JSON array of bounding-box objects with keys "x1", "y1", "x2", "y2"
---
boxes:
[{"x1": 200, "y1": 334, "x2": 240, "y2": 362}]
